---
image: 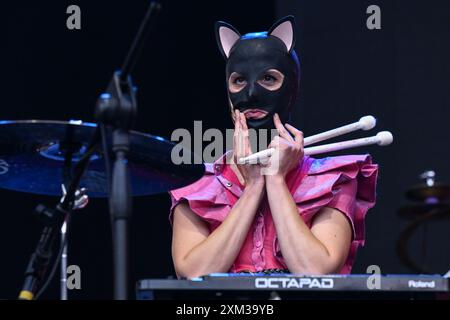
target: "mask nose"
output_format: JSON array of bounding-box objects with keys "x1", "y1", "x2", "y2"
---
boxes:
[{"x1": 246, "y1": 82, "x2": 258, "y2": 101}]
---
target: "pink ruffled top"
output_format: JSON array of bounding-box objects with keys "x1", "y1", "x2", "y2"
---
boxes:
[{"x1": 169, "y1": 154, "x2": 378, "y2": 274}]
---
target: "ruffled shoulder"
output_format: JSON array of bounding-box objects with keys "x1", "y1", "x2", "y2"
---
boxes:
[
  {"x1": 293, "y1": 154, "x2": 378, "y2": 237},
  {"x1": 168, "y1": 163, "x2": 231, "y2": 226},
  {"x1": 290, "y1": 154, "x2": 378, "y2": 273}
]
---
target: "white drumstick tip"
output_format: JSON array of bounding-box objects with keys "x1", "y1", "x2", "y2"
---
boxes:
[
  {"x1": 359, "y1": 115, "x2": 377, "y2": 130},
  {"x1": 238, "y1": 148, "x2": 274, "y2": 164},
  {"x1": 376, "y1": 131, "x2": 393, "y2": 146}
]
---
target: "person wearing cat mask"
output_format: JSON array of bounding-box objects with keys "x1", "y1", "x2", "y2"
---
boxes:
[{"x1": 169, "y1": 16, "x2": 378, "y2": 278}]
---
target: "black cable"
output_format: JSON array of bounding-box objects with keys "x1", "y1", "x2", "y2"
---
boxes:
[
  {"x1": 100, "y1": 124, "x2": 112, "y2": 197},
  {"x1": 34, "y1": 216, "x2": 71, "y2": 300},
  {"x1": 62, "y1": 129, "x2": 101, "y2": 208}
]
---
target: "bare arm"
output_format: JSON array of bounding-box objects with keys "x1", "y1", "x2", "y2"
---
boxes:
[
  {"x1": 172, "y1": 181, "x2": 264, "y2": 279},
  {"x1": 172, "y1": 110, "x2": 265, "y2": 279},
  {"x1": 266, "y1": 175, "x2": 352, "y2": 274},
  {"x1": 264, "y1": 114, "x2": 352, "y2": 274}
]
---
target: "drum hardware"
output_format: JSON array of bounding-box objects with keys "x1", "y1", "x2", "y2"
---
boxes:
[
  {"x1": 397, "y1": 170, "x2": 450, "y2": 273},
  {"x1": 0, "y1": 1, "x2": 205, "y2": 300}
]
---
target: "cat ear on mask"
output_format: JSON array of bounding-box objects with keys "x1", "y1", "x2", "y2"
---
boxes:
[
  {"x1": 268, "y1": 15, "x2": 296, "y2": 53},
  {"x1": 215, "y1": 21, "x2": 241, "y2": 59}
]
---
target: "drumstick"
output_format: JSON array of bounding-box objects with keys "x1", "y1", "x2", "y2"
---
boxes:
[
  {"x1": 303, "y1": 131, "x2": 393, "y2": 155},
  {"x1": 239, "y1": 115, "x2": 376, "y2": 164},
  {"x1": 304, "y1": 115, "x2": 376, "y2": 146},
  {"x1": 238, "y1": 131, "x2": 393, "y2": 164}
]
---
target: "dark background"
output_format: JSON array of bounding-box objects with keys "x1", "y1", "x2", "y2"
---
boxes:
[{"x1": 1, "y1": 0, "x2": 449, "y2": 299}]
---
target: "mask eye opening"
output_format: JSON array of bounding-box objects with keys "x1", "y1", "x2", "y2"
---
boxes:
[
  {"x1": 228, "y1": 72, "x2": 247, "y2": 93},
  {"x1": 257, "y1": 69, "x2": 284, "y2": 91}
]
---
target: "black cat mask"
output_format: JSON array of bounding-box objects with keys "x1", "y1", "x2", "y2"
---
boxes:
[{"x1": 215, "y1": 16, "x2": 300, "y2": 130}]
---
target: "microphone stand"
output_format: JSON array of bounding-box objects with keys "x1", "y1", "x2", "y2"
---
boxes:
[
  {"x1": 95, "y1": 1, "x2": 161, "y2": 300},
  {"x1": 18, "y1": 129, "x2": 101, "y2": 300}
]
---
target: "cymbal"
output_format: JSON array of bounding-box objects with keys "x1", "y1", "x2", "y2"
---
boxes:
[
  {"x1": 405, "y1": 183, "x2": 450, "y2": 202},
  {"x1": 0, "y1": 120, "x2": 204, "y2": 197}
]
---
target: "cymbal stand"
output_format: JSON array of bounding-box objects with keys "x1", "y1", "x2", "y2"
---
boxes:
[{"x1": 95, "y1": 1, "x2": 161, "y2": 300}]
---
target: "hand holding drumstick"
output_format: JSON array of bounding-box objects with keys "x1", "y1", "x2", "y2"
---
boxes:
[{"x1": 239, "y1": 115, "x2": 393, "y2": 165}]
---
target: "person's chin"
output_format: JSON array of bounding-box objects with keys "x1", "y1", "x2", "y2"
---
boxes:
[{"x1": 247, "y1": 117, "x2": 275, "y2": 130}]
